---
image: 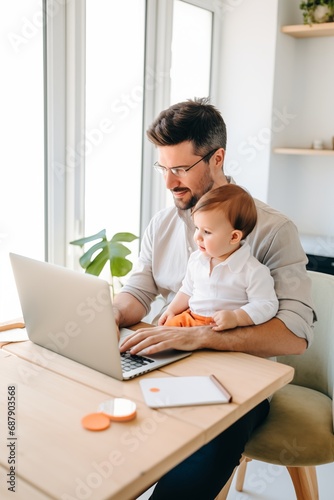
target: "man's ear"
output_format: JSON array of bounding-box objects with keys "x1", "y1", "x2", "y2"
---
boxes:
[
  {"x1": 230, "y1": 230, "x2": 243, "y2": 245},
  {"x1": 213, "y1": 147, "x2": 225, "y2": 168}
]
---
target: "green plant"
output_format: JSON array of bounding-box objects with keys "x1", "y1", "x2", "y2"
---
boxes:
[
  {"x1": 70, "y1": 229, "x2": 138, "y2": 296},
  {"x1": 300, "y1": 0, "x2": 334, "y2": 24}
]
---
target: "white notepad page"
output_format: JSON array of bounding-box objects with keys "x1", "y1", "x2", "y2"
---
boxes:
[{"x1": 140, "y1": 375, "x2": 232, "y2": 408}]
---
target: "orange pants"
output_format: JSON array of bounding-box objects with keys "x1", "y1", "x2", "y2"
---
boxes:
[{"x1": 165, "y1": 309, "x2": 214, "y2": 327}]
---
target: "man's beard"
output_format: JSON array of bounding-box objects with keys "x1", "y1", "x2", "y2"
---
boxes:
[
  {"x1": 173, "y1": 179, "x2": 214, "y2": 210},
  {"x1": 173, "y1": 193, "x2": 200, "y2": 210}
]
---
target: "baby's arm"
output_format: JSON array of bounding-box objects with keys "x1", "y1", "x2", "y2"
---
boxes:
[
  {"x1": 212, "y1": 309, "x2": 254, "y2": 332},
  {"x1": 158, "y1": 291, "x2": 190, "y2": 325}
]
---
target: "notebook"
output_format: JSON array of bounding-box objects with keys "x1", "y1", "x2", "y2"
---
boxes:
[
  {"x1": 140, "y1": 375, "x2": 232, "y2": 408},
  {"x1": 9, "y1": 253, "x2": 191, "y2": 380}
]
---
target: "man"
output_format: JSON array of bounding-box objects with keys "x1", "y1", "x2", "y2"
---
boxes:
[{"x1": 114, "y1": 98, "x2": 315, "y2": 499}]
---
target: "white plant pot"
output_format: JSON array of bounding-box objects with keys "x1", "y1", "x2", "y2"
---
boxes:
[{"x1": 313, "y1": 5, "x2": 332, "y2": 23}]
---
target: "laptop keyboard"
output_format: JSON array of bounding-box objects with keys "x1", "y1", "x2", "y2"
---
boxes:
[{"x1": 121, "y1": 351, "x2": 154, "y2": 372}]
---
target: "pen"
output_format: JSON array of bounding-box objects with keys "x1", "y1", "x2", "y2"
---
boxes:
[
  {"x1": 0, "y1": 322, "x2": 25, "y2": 332},
  {"x1": 210, "y1": 374, "x2": 232, "y2": 402}
]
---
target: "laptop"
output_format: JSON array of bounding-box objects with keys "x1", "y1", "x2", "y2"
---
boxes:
[{"x1": 9, "y1": 253, "x2": 191, "y2": 380}]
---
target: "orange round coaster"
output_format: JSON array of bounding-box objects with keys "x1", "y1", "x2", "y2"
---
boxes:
[
  {"x1": 98, "y1": 398, "x2": 137, "y2": 422},
  {"x1": 81, "y1": 413, "x2": 111, "y2": 431}
]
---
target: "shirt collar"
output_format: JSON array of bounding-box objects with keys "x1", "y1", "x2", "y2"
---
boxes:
[
  {"x1": 224, "y1": 241, "x2": 251, "y2": 273},
  {"x1": 198, "y1": 242, "x2": 251, "y2": 273}
]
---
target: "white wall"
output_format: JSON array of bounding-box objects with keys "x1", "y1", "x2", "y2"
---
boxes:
[
  {"x1": 217, "y1": 0, "x2": 334, "y2": 253},
  {"x1": 217, "y1": 0, "x2": 278, "y2": 202},
  {"x1": 268, "y1": 0, "x2": 334, "y2": 242}
]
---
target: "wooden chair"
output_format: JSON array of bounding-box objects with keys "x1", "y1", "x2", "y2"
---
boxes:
[{"x1": 216, "y1": 270, "x2": 334, "y2": 500}]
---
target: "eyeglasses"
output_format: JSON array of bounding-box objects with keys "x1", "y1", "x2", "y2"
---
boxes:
[{"x1": 153, "y1": 149, "x2": 217, "y2": 178}]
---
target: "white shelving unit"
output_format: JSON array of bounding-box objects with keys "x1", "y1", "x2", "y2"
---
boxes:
[
  {"x1": 281, "y1": 21, "x2": 334, "y2": 38},
  {"x1": 274, "y1": 147, "x2": 334, "y2": 156},
  {"x1": 268, "y1": 14, "x2": 334, "y2": 265},
  {"x1": 276, "y1": 21, "x2": 334, "y2": 156}
]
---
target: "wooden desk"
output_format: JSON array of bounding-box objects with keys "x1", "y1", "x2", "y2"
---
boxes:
[
  {"x1": 0, "y1": 341, "x2": 294, "y2": 500},
  {"x1": 0, "y1": 318, "x2": 25, "y2": 348}
]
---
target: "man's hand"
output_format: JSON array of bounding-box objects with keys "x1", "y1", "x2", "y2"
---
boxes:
[
  {"x1": 119, "y1": 318, "x2": 308, "y2": 358},
  {"x1": 119, "y1": 325, "x2": 210, "y2": 355}
]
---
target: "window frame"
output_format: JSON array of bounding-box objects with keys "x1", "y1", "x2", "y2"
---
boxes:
[{"x1": 44, "y1": 0, "x2": 85, "y2": 267}]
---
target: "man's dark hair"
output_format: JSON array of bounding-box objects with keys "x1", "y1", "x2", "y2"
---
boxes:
[{"x1": 146, "y1": 97, "x2": 227, "y2": 157}]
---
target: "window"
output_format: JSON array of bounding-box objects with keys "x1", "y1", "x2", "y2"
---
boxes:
[
  {"x1": 0, "y1": 0, "x2": 44, "y2": 320},
  {"x1": 170, "y1": 0, "x2": 212, "y2": 105},
  {"x1": 1, "y1": 0, "x2": 218, "y2": 321},
  {"x1": 156, "y1": 0, "x2": 214, "y2": 209},
  {"x1": 84, "y1": 0, "x2": 145, "y2": 261}
]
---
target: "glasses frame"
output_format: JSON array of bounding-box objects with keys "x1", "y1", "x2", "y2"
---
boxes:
[{"x1": 153, "y1": 149, "x2": 217, "y2": 178}]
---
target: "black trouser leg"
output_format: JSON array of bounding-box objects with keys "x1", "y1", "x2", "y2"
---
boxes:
[{"x1": 149, "y1": 399, "x2": 270, "y2": 500}]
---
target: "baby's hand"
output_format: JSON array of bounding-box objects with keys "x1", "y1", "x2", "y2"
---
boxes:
[
  {"x1": 212, "y1": 310, "x2": 238, "y2": 331},
  {"x1": 158, "y1": 310, "x2": 175, "y2": 326}
]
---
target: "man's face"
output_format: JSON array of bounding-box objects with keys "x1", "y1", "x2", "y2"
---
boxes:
[{"x1": 157, "y1": 141, "x2": 220, "y2": 210}]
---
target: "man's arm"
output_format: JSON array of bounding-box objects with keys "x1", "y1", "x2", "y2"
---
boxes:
[
  {"x1": 119, "y1": 317, "x2": 307, "y2": 357},
  {"x1": 113, "y1": 292, "x2": 147, "y2": 328},
  {"x1": 205, "y1": 318, "x2": 307, "y2": 356}
]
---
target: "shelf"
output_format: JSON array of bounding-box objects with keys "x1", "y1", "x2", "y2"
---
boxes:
[
  {"x1": 281, "y1": 22, "x2": 334, "y2": 38},
  {"x1": 274, "y1": 147, "x2": 334, "y2": 156}
]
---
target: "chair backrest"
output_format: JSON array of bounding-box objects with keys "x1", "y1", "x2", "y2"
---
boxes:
[{"x1": 278, "y1": 271, "x2": 334, "y2": 400}]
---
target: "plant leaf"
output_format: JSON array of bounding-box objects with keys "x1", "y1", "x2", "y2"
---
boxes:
[
  {"x1": 111, "y1": 232, "x2": 138, "y2": 243},
  {"x1": 70, "y1": 229, "x2": 106, "y2": 247},
  {"x1": 70, "y1": 229, "x2": 138, "y2": 279},
  {"x1": 108, "y1": 241, "x2": 131, "y2": 259},
  {"x1": 110, "y1": 256, "x2": 133, "y2": 277},
  {"x1": 79, "y1": 240, "x2": 107, "y2": 269},
  {"x1": 85, "y1": 247, "x2": 109, "y2": 276}
]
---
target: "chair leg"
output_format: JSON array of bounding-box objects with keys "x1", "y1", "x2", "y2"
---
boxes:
[
  {"x1": 214, "y1": 466, "x2": 238, "y2": 500},
  {"x1": 235, "y1": 456, "x2": 252, "y2": 492},
  {"x1": 287, "y1": 466, "x2": 319, "y2": 500}
]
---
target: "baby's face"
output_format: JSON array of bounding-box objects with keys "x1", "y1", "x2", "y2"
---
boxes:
[{"x1": 193, "y1": 208, "x2": 240, "y2": 262}]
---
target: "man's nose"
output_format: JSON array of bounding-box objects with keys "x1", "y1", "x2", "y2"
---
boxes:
[{"x1": 164, "y1": 169, "x2": 180, "y2": 189}]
